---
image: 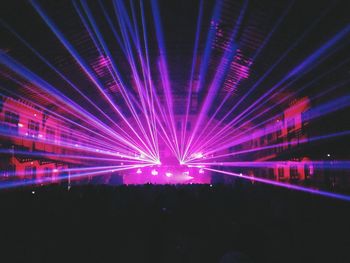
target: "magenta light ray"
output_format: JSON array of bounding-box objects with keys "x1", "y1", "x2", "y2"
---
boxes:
[
  {"x1": 150, "y1": 0, "x2": 181, "y2": 160},
  {"x1": 30, "y1": 0, "x2": 158, "y2": 161},
  {"x1": 141, "y1": 0, "x2": 160, "y2": 149},
  {"x1": 0, "y1": 87, "x2": 140, "y2": 158},
  {"x1": 215, "y1": 25, "x2": 350, "y2": 139},
  {"x1": 78, "y1": 1, "x2": 158, "y2": 160},
  {"x1": 3, "y1": 163, "x2": 152, "y2": 178},
  {"x1": 0, "y1": 70, "x2": 150, "y2": 160},
  {"x1": 124, "y1": 68, "x2": 180, "y2": 162},
  {"x1": 189, "y1": 131, "x2": 350, "y2": 163},
  {"x1": 183, "y1": 0, "x2": 250, "y2": 161},
  {"x1": 190, "y1": 61, "x2": 350, "y2": 157},
  {"x1": 182, "y1": 41, "x2": 236, "y2": 160},
  {"x1": 222, "y1": 78, "x2": 350, "y2": 150},
  {"x1": 222, "y1": 44, "x2": 347, "y2": 137},
  {"x1": 0, "y1": 19, "x2": 138, "y2": 140},
  {"x1": 186, "y1": 94, "x2": 350, "y2": 161},
  {"x1": 140, "y1": 0, "x2": 159, "y2": 159},
  {"x1": 97, "y1": 0, "x2": 128, "y2": 56},
  {"x1": 180, "y1": 0, "x2": 203, "y2": 160},
  {"x1": 109, "y1": 0, "x2": 159, "y2": 158},
  {"x1": 189, "y1": 161, "x2": 350, "y2": 170},
  {"x1": 127, "y1": 42, "x2": 179, "y2": 161},
  {"x1": 77, "y1": 0, "x2": 159, "y2": 160},
  {"x1": 111, "y1": 0, "x2": 162, "y2": 160},
  {"x1": 191, "y1": 8, "x2": 344, "y2": 151},
  {"x1": 186, "y1": 1, "x2": 296, "y2": 154},
  {"x1": 193, "y1": 96, "x2": 350, "y2": 161},
  {"x1": 204, "y1": 167, "x2": 350, "y2": 202},
  {"x1": 157, "y1": 59, "x2": 181, "y2": 160},
  {"x1": 0, "y1": 149, "x2": 151, "y2": 164},
  {"x1": 102, "y1": 0, "x2": 159, "y2": 157},
  {"x1": 201, "y1": 77, "x2": 350, "y2": 157},
  {"x1": 0, "y1": 127, "x2": 150, "y2": 163},
  {"x1": 0, "y1": 163, "x2": 153, "y2": 190},
  {"x1": 0, "y1": 104, "x2": 125, "y2": 154},
  {"x1": 129, "y1": 0, "x2": 159, "y2": 158},
  {"x1": 99, "y1": 0, "x2": 160, "y2": 155},
  {"x1": 0, "y1": 55, "x2": 154, "y2": 161},
  {"x1": 10, "y1": 108, "x2": 136, "y2": 154},
  {"x1": 0, "y1": 79, "x2": 150, "y2": 162},
  {"x1": 139, "y1": 0, "x2": 184, "y2": 162},
  {"x1": 112, "y1": 0, "x2": 138, "y2": 44},
  {"x1": 195, "y1": 0, "x2": 223, "y2": 93},
  {"x1": 101, "y1": 0, "x2": 159, "y2": 159},
  {"x1": 193, "y1": 45, "x2": 349, "y2": 155}
]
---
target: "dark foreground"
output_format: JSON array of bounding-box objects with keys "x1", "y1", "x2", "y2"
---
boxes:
[{"x1": 1, "y1": 182, "x2": 349, "y2": 263}]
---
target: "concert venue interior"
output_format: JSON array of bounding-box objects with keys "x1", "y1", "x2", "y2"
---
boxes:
[{"x1": 1, "y1": 0, "x2": 349, "y2": 262}]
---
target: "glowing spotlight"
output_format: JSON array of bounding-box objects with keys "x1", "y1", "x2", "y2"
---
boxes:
[
  {"x1": 136, "y1": 168, "x2": 142, "y2": 174},
  {"x1": 18, "y1": 123, "x2": 24, "y2": 128},
  {"x1": 155, "y1": 160, "x2": 161, "y2": 165},
  {"x1": 165, "y1": 172, "x2": 173, "y2": 177},
  {"x1": 192, "y1": 152, "x2": 204, "y2": 159},
  {"x1": 199, "y1": 168, "x2": 204, "y2": 174},
  {"x1": 151, "y1": 169, "x2": 158, "y2": 176}
]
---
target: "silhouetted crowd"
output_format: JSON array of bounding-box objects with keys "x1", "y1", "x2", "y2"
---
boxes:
[{"x1": 1, "y1": 182, "x2": 349, "y2": 263}]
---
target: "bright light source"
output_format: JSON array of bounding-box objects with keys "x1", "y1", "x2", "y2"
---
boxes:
[
  {"x1": 199, "y1": 168, "x2": 204, "y2": 174},
  {"x1": 327, "y1": 154, "x2": 331, "y2": 157},
  {"x1": 192, "y1": 152, "x2": 204, "y2": 159},
  {"x1": 31, "y1": 191, "x2": 35, "y2": 194},
  {"x1": 136, "y1": 168, "x2": 142, "y2": 174},
  {"x1": 53, "y1": 169, "x2": 58, "y2": 173},
  {"x1": 165, "y1": 172, "x2": 173, "y2": 177},
  {"x1": 155, "y1": 160, "x2": 161, "y2": 165},
  {"x1": 38, "y1": 134, "x2": 43, "y2": 138},
  {"x1": 151, "y1": 169, "x2": 158, "y2": 176},
  {"x1": 179, "y1": 161, "x2": 185, "y2": 165},
  {"x1": 18, "y1": 123, "x2": 24, "y2": 128}
]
